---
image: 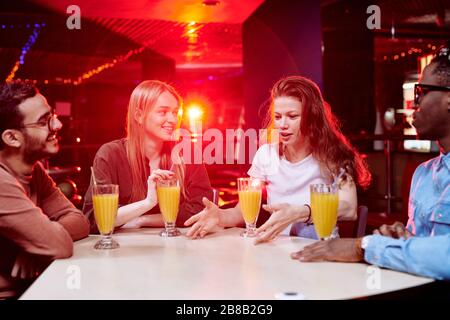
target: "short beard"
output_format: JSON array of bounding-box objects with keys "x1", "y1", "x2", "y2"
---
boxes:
[{"x1": 22, "y1": 131, "x2": 53, "y2": 165}]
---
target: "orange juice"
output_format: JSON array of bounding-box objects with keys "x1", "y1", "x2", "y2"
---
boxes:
[
  {"x1": 310, "y1": 192, "x2": 339, "y2": 239},
  {"x1": 93, "y1": 194, "x2": 118, "y2": 235},
  {"x1": 239, "y1": 190, "x2": 262, "y2": 224},
  {"x1": 157, "y1": 186, "x2": 180, "y2": 223}
]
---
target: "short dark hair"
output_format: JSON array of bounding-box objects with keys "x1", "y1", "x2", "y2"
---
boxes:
[
  {"x1": 0, "y1": 80, "x2": 39, "y2": 149},
  {"x1": 431, "y1": 40, "x2": 450, "y2": 86}
]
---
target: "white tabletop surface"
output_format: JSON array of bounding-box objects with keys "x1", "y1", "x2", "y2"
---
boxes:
[{"x1": 20, "y1": 228, "x2": 433, "y2": 300}]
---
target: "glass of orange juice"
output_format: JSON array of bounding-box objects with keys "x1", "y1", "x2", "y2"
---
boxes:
[
  {"x1": 310, "y1": 184, "x2": 339, "y2": 240},
  {"x1": 238, "y1": 177, "x2": 263, "y2": 238},
  {"x1": 93, "y1": 184, "x2": 120, "y2": 249},
  {"x1": 157, "y1": 177, "x2": 181, "y2": 237}
]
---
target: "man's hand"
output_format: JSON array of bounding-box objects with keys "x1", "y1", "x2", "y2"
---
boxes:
[
  {"x1": 290, "y1": 238, "x2": 365, "y2": 263},
  {"x1": 254, "y1": 203, "x2": 307, "y2": 245},
  {"x1": 184, "y1": 197, "x2": 224, "y2": 239},
  {"x1": 11, "y1": 252, "x2": 48, "y2": 280},
  {"x1": 373, "y1": 221, "x2": 412, "y2": 239}
]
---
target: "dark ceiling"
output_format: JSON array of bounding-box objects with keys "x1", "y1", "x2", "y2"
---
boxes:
[{"x1": 1, "y1": 0, "x2": 449, "y2": 85}]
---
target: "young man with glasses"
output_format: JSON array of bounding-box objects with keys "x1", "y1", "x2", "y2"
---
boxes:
[
  {"x1": 0, "y1": 80, "x2": 89, "y2": 298},
  {"x1": 290, "y1": 42, "x2": 450, "y2": 281}
]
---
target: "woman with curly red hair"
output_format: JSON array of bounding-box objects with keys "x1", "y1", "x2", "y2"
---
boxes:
[{"x1": 185, "y1": 76, "x2": 371, "y2": 242}]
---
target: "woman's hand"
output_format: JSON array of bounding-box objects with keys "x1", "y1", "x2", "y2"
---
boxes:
[
  {"x1": 184, "y1": 197, "x2": 224, "y2": 239},
  {"x1": 254, "y1": 203, "x2": 308, "y2": 244},
  {"x1": 115, "y1": 169, "x2": 173, "y2": 228},
  {"x1": 120, "y1": 216, "x2": 143, "y2": 229},
  {"x1": 146, "y1": 169, "x2": 174, "y2": 207}
]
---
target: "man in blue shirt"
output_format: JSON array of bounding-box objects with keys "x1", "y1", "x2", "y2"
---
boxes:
[{"x1": 292, "y1": 42, "x2": 450, "y2": 280}]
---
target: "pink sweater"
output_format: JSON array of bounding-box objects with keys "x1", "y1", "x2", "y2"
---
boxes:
[{"x1": 0, "y1": 161, "x2": 90, "y2": 298}]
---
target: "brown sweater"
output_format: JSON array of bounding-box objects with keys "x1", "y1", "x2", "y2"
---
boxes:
[
  {"x1": 83, "y1": 139, "x2": 213, "y2": 233},
  {"x1": 0, "y1": 161, "x2": 90, "y2": 298}
]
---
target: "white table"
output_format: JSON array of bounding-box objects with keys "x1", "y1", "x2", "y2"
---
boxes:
[{"x1": 20, "y1": 228, "x2": 433, "y2": 300}]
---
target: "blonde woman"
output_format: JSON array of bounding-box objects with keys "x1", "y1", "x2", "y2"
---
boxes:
[{"x1": 83, "y1": 80, "x2": 213, "y2": 232}]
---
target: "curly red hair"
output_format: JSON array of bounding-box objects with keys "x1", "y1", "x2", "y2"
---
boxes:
[{"x1": 264, "y1": 76, "x2": 371, "y2": 189}]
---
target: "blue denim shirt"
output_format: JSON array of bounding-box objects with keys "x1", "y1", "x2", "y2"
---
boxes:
[{"x1": 364, "y1": 152, "x2": 450, "y2": 280}]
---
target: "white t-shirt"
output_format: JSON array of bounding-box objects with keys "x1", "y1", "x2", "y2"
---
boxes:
[{"x1": 247, "y1": 143, "x2": 332, "y2": 238}]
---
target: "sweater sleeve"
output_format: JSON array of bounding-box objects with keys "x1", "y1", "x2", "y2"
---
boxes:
[
  {"x1": 176, "y1": 164, "x2": 213, "y2": 226},
  {"x1": 34, "y1": 163, "x2": 90, "y2": 241},
  {"x1": 0, "y1": 175, "x2": 73, "y2": 259}
]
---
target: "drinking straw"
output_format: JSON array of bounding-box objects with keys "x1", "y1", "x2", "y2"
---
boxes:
[
  {"x1": 333, "y1": 168, "x2": 346, "y2": 188},
  {"x1": 90, "y1": 166, "x2": 98, "y2": 187}
]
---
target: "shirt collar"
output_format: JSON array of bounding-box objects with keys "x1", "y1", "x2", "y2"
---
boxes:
[{"x1": 440, "y1": 151, "x2": 450, "y2": 171}]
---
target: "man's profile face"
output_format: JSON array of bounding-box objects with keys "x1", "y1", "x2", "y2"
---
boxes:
[
  {"x1": 412, "y1": 63, "x2": 450, "y2": 140},
  {"x1": 18, "y1": 93, "x2": 62, "y2": 164}
]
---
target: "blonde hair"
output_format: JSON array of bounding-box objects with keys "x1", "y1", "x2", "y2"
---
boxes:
[{"x1": 126, "y1": 80, "x2": 186, "y2": 202}]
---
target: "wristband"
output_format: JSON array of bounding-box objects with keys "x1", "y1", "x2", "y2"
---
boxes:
[{"x1": 304, "y1": 204, "x2": 312, "y2": 225}]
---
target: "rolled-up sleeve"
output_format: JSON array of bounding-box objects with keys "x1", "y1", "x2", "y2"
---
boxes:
[{"x1": 364, "y1": 234, "x2": 450, "y2": 280}]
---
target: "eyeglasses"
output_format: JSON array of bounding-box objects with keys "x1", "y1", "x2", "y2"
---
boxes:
[
  {"x1": 436, "y1": 45, "x2": 450, "y2": 60},
  {"x1": 414, "y1": 83, "x2": 450, "y2": 106},
  {"x1": 20, "y1": 113, "x2": 59, "y2": 132}
]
